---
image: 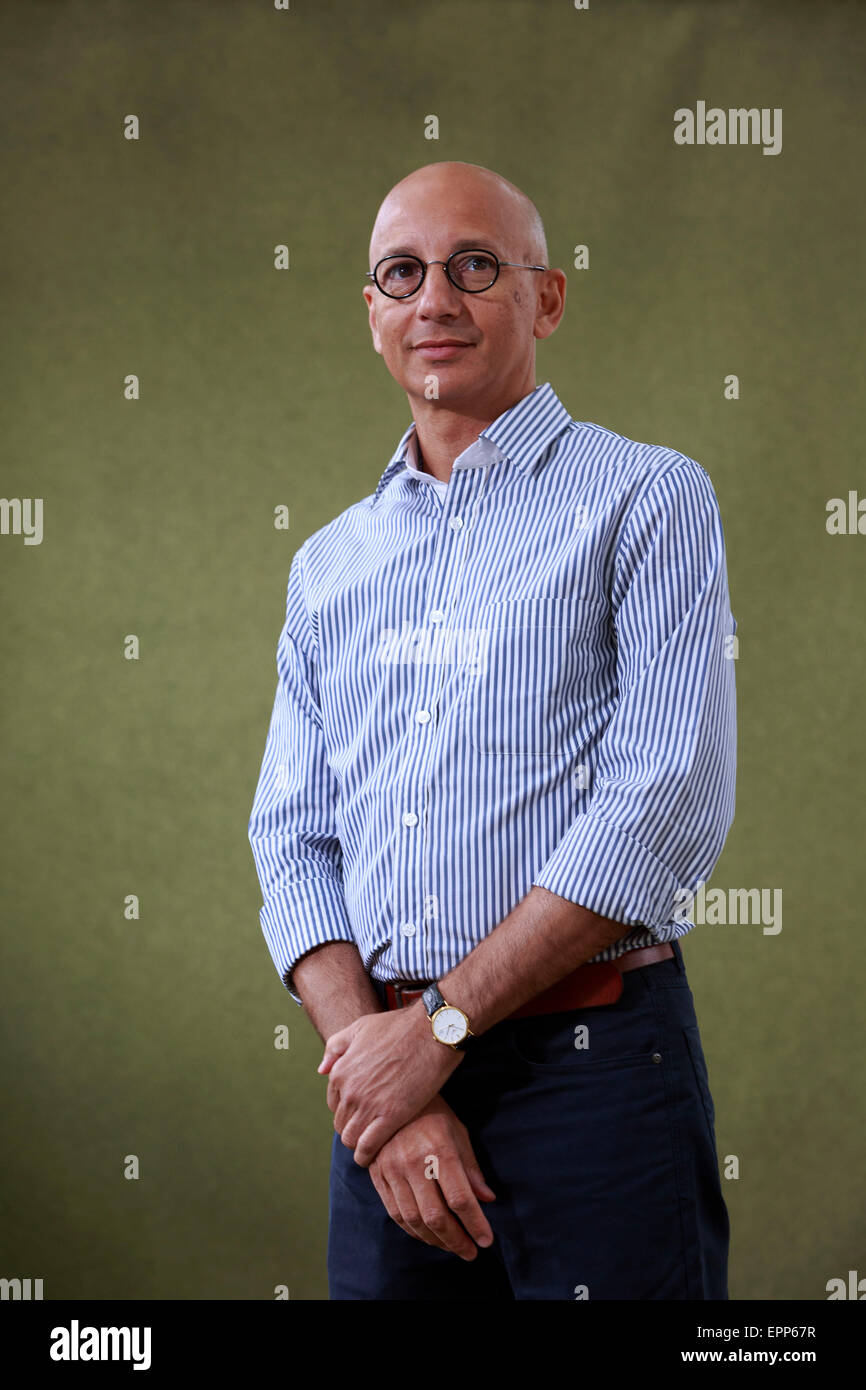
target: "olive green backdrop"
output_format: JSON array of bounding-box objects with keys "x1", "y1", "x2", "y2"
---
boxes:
[{"x1": 2, "y1": 0, "x2": 863, "y2": 1301}]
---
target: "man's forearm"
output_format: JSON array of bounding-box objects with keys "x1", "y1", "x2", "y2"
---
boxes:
[
  {"x1": 291, "y1": 941, "x2": 383, "y2": 1042},
  {"x1": 436, "y1": 886, "x2": 634, "y2": 1036}
]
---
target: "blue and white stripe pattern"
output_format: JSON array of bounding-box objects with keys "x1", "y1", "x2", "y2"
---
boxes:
[{"x1": 248, "y1": 382, "x2": 737, "y2": 1002}]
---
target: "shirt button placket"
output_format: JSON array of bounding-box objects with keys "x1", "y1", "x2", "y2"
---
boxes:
[{"x1": 404, "y1": 478, "x2": 472, "y2": 981}]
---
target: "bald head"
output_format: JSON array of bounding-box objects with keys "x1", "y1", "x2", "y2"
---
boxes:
[{"x1": 368, "y1": 161, "x2": 548, "y2": 269}]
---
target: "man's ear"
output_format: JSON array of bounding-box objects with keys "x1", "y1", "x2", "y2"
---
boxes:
[
  {"x1": 362, "y1": 286, "x2": 383, "y2": 356},
  {"x1": 533, "y1": 269, "x2": 567, "y2": 342}
]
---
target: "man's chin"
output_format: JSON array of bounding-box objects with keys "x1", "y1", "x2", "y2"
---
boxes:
[{"x1": 401, "y1": 363, "x2": 483, "y2": 407}]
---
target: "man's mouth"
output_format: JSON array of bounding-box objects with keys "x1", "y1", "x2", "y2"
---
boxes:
[{"x1": 412, "y1": 340, "x2": 475, "y2": 361}]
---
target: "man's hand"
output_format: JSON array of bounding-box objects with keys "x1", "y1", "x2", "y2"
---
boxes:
[
  {"x1": 318, "y1": 1004, "x2": 462, "y2": 1167},
  {"x1": 368, "y1": 1094, "x2": 497, "y2": 1260}
]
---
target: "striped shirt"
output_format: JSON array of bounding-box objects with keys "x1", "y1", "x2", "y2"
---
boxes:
[{"x1": 248, "y1": 382, "x2": 737, "y2": 1004}]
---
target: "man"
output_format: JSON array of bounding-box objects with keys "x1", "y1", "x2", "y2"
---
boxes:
[{"x1": 248, "y1": 161, "x2": 736, "y2": 1300}]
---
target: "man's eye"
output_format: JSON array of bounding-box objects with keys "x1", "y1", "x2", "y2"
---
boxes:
[
  {"x1": 460, "y1": 253, "x2": 496, "y2": 273},
  {"x1": 384, "y1": 260, "x2": 417, "y2": 280}
]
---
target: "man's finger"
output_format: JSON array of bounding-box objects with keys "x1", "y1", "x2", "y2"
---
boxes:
[
  {"x1": 436, "y1": 1157, "x2": 495, "y2": 1249},
  {"x1": 334, "y1": 1091, "x2": 366, "y2": 1146},
  {"x1": 369, "y1": 1162, "x2": 452, "y2": 1253},
  {"x1": 317, "y1": 1031, "x2": 349, "y2": 1075},
  {"x1": 353, "y1": 1116, "x2": 402, "y2": 1168},
  {"x1": 385, "y1": 1173, "x2": 458, "y2": 1255},
  {"x1": 454, "y1": 1141, "x2": 497, "y2": 1204},
  {"x1": 332, "y1": 1096, "x2": 350, "y2": 1138},
  {"x1": 391, "y1": 1173, "x2": 478, "y2": 1260},
  {"x1": 325, "y1": 1070, "x2": 343, "y2": 1118},
  {"x1": 367, "y1": 1167, "x2": 408, "y2": 1237}
]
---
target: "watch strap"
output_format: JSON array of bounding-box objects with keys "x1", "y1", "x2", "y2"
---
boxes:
[{"x1": 422, "y1": 983, "x2": 445, "y2": 1018}]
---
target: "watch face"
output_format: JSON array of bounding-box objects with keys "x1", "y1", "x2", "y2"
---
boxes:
[{"x1": 432, "y1": 1006, "x2": 468, "y2": 1045}]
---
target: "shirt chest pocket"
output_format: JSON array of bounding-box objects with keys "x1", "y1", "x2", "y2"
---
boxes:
[{"x1": 465, "y1": 596, "x2": 606, "y2": 756}]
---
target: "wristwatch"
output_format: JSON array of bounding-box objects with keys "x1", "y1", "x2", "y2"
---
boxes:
[{"x1": 421, "y1": 983, "x2": 474, "y2": 1051}]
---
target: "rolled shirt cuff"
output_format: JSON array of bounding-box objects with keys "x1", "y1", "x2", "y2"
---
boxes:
[
  {"x1": 259, "y1": 874, "x2": 357, "y2": 1005},
  {"x1": 531, "y1": 813, "x2": 681, "y2": 933}
]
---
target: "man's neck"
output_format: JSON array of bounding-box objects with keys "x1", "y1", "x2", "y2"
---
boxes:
[
  {"x1": 410, "y1": 381, "x2": 536, "y2": 483},
  {"x1": 413, "y1": 413, "x2": 487, "y2": 483}
]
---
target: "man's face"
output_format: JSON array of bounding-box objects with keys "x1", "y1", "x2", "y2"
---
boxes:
[{"x1": 362, "y1": 171, "x2": 563, "y2": 414}]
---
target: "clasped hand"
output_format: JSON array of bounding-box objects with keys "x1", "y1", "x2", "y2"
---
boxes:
[{"x1": 318, "y1": 1005, "x2": 463, "y2": 1167}]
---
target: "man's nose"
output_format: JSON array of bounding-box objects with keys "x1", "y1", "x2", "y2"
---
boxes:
[{"x1": 415, "y1": 262, "x2": 464, "y2": 314}]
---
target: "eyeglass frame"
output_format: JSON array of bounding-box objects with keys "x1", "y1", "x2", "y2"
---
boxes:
[{"x1": 365, "y1": 247, "x2": 549, "y2": 299}]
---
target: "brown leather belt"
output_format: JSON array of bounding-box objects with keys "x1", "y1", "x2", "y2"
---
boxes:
[{"x1": 382, "y1": 942, "x2": 674, "y2": 1018}]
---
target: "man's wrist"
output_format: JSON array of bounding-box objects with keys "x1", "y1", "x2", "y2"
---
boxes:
[
  {"x1": 421, "y1": 983, "x2": 474, "y2": 1050},
  {"x1": 408, "y1": 997, "x2": 469, "y2": 1060}
]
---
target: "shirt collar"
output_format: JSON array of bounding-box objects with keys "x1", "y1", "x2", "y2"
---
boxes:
[
  {"x1": 403, "y1": 429, "x2": 503, "y2": 484},
  {"x1": 370, "y1": 381, "x2": 574, "y2": 506}
]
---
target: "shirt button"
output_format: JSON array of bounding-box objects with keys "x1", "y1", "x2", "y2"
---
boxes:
[
  {"x1": 430, "y1": 610, "x2": 445, "y2": 624},
  {"x1": 449, "y1": 516, "x2": 464, "y2": 532},
  {"x1": 415, "y1": 709, "x2": 431, "y2": 724},
  {"x1": 401, "y1": 811, "x2": 418, "y2": 827},
  {"x1": 401, "y1": 922, "x2": 416, "y2": 937}
]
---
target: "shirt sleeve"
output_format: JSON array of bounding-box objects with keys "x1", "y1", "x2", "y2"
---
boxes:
[
  {"x1": 531, "y1": 458, "x2": 737, "y2": 934},
  {"x1": 247, "y1": 541, "x2": 357, "y2": 1003}
]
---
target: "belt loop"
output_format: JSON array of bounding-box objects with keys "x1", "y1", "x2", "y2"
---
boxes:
[{"x1": 672, "y1": 939, "x2": 685, "y2": 973}]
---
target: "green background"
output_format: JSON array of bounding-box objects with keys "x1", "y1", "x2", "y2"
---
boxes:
[{"x1": 2, "y1": 0, "x2": 863, "y2": 1301}]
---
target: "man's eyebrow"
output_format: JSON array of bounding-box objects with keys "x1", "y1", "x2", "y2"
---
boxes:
[{"x1": 376, "y1": 238, "x2": 503, "y2": 259}]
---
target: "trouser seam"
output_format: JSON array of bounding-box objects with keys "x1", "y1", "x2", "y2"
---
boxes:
[{"x1": 651, "y1": 987, "x2": 702, "y2": 1299}]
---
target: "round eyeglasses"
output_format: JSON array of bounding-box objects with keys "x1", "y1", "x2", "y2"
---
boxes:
[{"x1": 366, "y1": 248, "x2": 548, "y2": 299}]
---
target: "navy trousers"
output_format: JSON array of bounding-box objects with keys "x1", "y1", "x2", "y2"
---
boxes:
[{"x1": 327, "y1": 942, "x2": 729, "y2": 1300}]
